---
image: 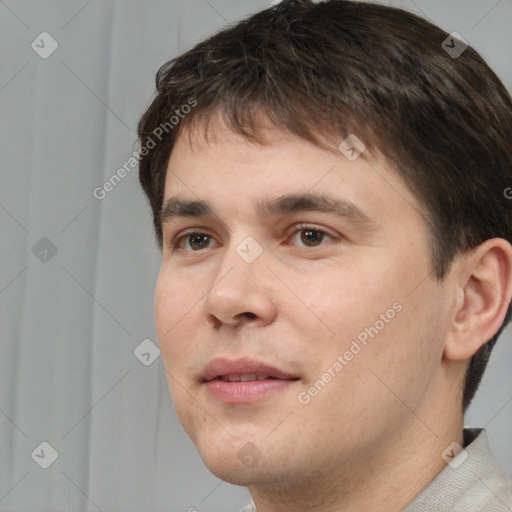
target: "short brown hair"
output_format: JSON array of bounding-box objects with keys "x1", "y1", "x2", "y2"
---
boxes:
[{"x1": 137, "y1": 0, "x2": 512, "y2": 411}]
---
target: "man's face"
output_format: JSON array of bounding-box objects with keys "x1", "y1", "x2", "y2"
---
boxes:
[{"x1": 155, "y1": 117, "x2": 454, "y2": 489}]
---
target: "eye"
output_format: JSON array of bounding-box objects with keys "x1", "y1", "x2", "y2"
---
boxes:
[
  {"x1": 288, "y1": 225, "x2": 335, "y2": 247},
  {"x1": 172, "y1": 231, "x2": 217, "y2": 251}
]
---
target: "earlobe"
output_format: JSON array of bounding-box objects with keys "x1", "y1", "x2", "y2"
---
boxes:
[{"x1": 444, "y1": 238, "x2": 512, "y2": 362}]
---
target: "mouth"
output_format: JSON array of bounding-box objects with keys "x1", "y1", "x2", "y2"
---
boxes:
[
  {"x1": 202, "y1": 358, "x2": 300, "y2": 403},
  {"x1": 216, "y1": 374, "x2": 277, "y2": 382}
]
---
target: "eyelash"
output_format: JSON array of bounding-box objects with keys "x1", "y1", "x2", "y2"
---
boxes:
[{"x1": 170, "y1": 224, "x2": 337, "y2": 251}]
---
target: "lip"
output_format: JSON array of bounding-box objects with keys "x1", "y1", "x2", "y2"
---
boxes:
[{"x1": 202, "y1": 357, "x2": 299, "y2": 403}]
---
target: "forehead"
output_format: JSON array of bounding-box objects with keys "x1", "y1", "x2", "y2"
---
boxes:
[{"x1": 164, "y1": 115, "x2": 427, "y2": 229}]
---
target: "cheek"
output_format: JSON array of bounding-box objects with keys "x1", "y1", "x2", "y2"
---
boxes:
[
  {"x1": 289, "y1": 255, "x2": 440, "y2": 388},
  {"x1": 155, "y1": 273, "x2": 205, "y2": 433},
  {"x1": 346, "y1": 278, "x2": 447, "y2": 411},
  {"x1": 154, "y1": 270, "x2": 203, "y2": 368},
  {"x1": 288, "y1": 259, "x2": 398, "y2": 340},
  {"x1": 154, "y1": 271, "x2": 179, "y2": 339}
]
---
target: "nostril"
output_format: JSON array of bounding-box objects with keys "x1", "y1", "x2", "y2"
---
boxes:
[
  {"x1": 207, "y1": 314, "x2": 223, "y2": 329},
  {"x1": 239, "y1": 312, "x2": 257, "y2": 321},
  {"x1": 206, "y1": 311, "x2": 262, "y2": 329}
]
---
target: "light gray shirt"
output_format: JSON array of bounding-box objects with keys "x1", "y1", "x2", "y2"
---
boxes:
[{"x1": 240, "y1": 428, "x2": 512, "y2": 511}]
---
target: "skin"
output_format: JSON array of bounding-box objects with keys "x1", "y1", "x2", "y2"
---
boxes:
[{"x1": 154, "y1": 114, "x2": 512, "y2": 512}]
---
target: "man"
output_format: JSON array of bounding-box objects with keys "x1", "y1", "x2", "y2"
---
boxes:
[{"x1": 137, "y1": 0, "x2": 512, "y2": 510}]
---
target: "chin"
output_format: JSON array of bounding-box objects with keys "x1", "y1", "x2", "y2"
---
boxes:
[
  {"x1": 193, "y1": 432, "x2": 277, "y2": 486},
  {"x1": 209, "y1": 462, "x2": 270, "y2": 487}
]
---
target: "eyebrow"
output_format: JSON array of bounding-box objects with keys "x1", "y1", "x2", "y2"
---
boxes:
[
  {"x1": 257, "y1": 193, "x2": 371, "y2": 223},
  {"x1": 161, "y1": 197, "x2": 213, "y2": 222},
  {"x1": 160, "y1": 193, "x2": 372, "y2": 224}
]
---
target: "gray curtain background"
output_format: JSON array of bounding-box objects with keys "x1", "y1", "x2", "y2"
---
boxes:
[{"x1": 1, "y1": 1, "x2": 511, "y2": 511}]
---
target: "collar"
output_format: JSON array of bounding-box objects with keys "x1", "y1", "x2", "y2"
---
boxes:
[{"x1": 404, "y1": 428, "x2": 512, "y2": 511}]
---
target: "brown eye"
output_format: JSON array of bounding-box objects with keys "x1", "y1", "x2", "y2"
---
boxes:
[
  {"x1": 288, "y1": 226, "x2": 333, "y2": 248},
  {"x1": 187, "y1": 233, "x2": 212, "y2": 250},
  {"x1": 300, "y1": 229, "x2": 325, "y2": 247},
  {"x1": 173, "y1": 231, "x2": 215, "y2": 251}
]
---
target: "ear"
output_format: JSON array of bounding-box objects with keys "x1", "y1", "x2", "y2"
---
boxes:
[{"x1": 444, "y1": 238, "x2": 512, "y2": 361}]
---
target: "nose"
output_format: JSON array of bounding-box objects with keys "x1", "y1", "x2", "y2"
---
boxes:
[{"x1": 202, "y1": 244, "x2": 277, "y2": 329}]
